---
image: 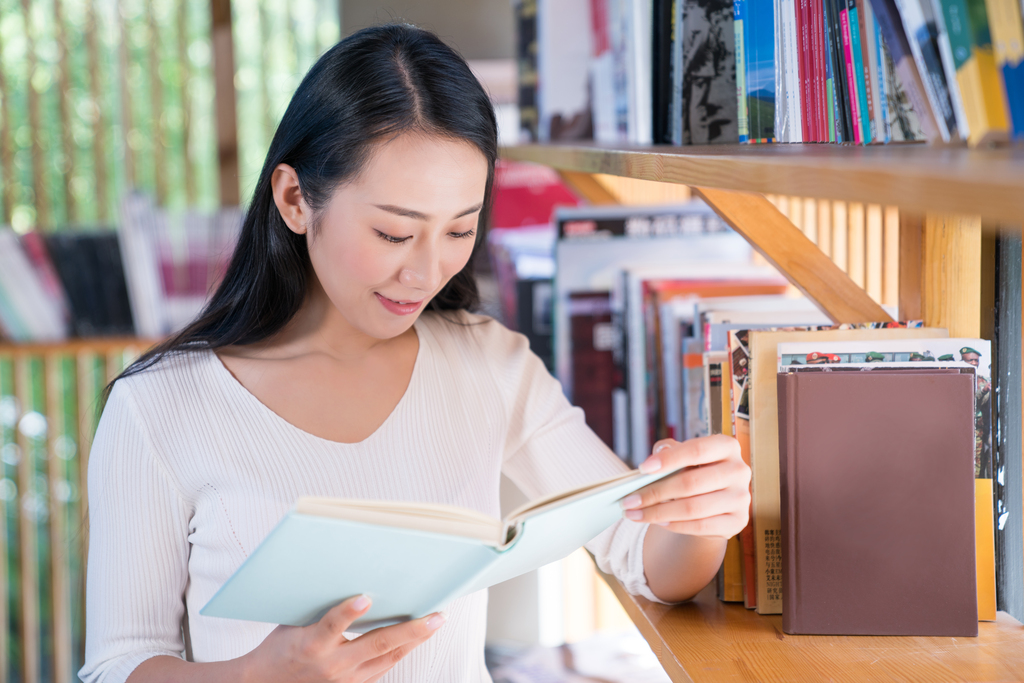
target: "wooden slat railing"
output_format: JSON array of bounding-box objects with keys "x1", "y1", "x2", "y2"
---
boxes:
[{"x1": 0, "y1": 339, "x2": 152, "y2": 683}]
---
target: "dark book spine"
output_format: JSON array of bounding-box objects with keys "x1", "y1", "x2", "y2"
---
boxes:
[
  {"x1": 653, "y1": 0, "x2": 675, "y2": 143},
  {"x1": 777, "y1": 373, "x2": 798, "y2": 633},
  {"x1": 995, "y1": 235, "x2": 1022, "y2": 618},
  {"x1": 515, "y1": 0, "x2": 539, "y2": 142},
  {"x1": 822, "y1": 0, "x2": 840, "y2": 140}
]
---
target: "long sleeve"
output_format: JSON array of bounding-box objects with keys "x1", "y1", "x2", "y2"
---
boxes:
[
  {"x1": 79, "y1": 380, "x2": 194, "y2": 683},
  {"x1": 486, "y1": 322, "x2": 675, "y2": 605}
]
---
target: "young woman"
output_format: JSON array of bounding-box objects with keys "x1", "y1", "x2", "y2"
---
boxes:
[{"x1": 80, "y1": 23, "x2": 750, "y2": 683}]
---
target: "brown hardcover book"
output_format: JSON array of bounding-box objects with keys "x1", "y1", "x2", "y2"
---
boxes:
[{"x1": 777, "y1": 369, "x2": 977, "y2": 636}]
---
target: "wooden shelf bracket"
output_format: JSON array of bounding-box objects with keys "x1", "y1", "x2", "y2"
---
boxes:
[{"x1": 692, "y1": 187, "x2": 894, "y2": 325}]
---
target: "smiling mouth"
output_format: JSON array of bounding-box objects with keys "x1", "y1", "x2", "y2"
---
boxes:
[{"x1": 379, "y1": 294, "x2": 424, "y2": 305}]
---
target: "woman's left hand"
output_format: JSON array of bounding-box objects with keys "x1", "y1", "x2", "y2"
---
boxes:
[{"x1": 619, "y1": 435, "x2": 751, "y2": 539}]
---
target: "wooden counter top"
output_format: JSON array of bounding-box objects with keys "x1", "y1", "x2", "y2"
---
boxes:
[{"x1": 596, "y1": 567, "x2": 1024, "y2": 683}]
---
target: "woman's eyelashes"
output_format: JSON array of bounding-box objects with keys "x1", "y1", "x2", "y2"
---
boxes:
[
  {"x1": 374, "y1": 228, "x2": 475, "y2": 243},
  {"x1": 374, "y1": 229, "x2": 410, "y2": 244}
]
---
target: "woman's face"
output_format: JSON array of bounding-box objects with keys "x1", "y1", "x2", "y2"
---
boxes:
[{"x1": 302, "y1": 133, "x2": 488, "y2": 340}]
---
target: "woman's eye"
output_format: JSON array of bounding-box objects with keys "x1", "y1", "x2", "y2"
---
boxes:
[
  {"x1": 375, "y1": 230, "x2": 410, "y2": 244},
  {"x1": 449, "y1": 229, "x2": 476, "y2": 239}
]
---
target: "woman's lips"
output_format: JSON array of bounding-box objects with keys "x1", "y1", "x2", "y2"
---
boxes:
[{"x1": 375, "y1": 292, "x2": 424, "y2": 315}]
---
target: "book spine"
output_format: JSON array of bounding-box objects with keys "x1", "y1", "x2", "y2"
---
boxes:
[
  {"x1": 824, "y1": 0, "x2": 845, "y2": 140},
  {"x1": 786, "y1": 0, "x2": 806, "y2": 140},
  {"x1": 842, "y1": 3, "x2": 866, "y2": 141},
  {"x1": 876, "y1": 19, "x2": 893, "y2": 140},
  {"x1": 849, "y1": 0, "x2": 874, "y2": 142},
  {"x1": 778, "y1": 373, "x2": 798, "y2": 633},
  {"x1": 956, "y1": 0, "x2": 1012, "y2": 145},
  {"x1": 832, "y1": 0, "x2": 856, "y2": 140},
  {"x1": 821, "y1": 0, "x2": 836, "y2": 140},
  {"x1": 896, "y1": 0, "x2": 958, "y2": 141},
  {"x1": 863, "y1": 1, "x2": 889, "y2": 140},
  {"x1": 856, "y1": 0, "x2": 879, "y2": 141},
  {"x1": 797, "y1": 0, "x2": 814, "y2": 140},
  {"x1": 932, "y1": 0, "x2": 974, "y2": 139},
  {"x1": 812, "y1": 0, "x2": 830, "y2": 139},
  {"x1": 669, "y1": 0, "x2": 685, "y2": 145},
  {"x1": 736, "y1": 0, "x2": 751, "y2": 142},
  {"x1": 983, "y1": 0, "x2": 1024, "y2": 139},
  {"x1": 866, "y1": 0, "x2": 944, "y2": 139}
]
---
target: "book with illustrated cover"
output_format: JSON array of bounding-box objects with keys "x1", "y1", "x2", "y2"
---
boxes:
[
  {"x1": 777, "y1": 337, "x2": 997, "y2": 621},
  {"x1": 202, "y1": 462, "x2": 685, "y2": 630},
  {"x1": 734, "y1": 322, "x2": 942, "y2": 615},
  {"x1": 681, "y1": 0, "x2": 740, "y2": 143},
  {"x1": 745, "y1": 0, "x2": 778, "y2": 140}
]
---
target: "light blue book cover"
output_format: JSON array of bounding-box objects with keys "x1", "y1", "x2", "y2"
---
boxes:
[{"x1": 201, "y1": 464, "x2": 683, "y2": 631}]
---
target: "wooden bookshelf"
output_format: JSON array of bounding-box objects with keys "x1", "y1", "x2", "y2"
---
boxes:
[
  {"x1": 520, "y1": 141, "x2": 1023, "y2": 681},
  {"x1": 502, "y1": 143, "x2": 1024, "y2": 225},
  {"x1": 595, "y1": 567, "x2": 1024, "y2": 683}
]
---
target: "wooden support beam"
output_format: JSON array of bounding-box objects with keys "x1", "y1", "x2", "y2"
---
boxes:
[
  {"x1": 0, "y1": 21, "x2": 13, "y2": 225},
  {"x1": 557, "y1": 170, "x2": 618, "y2": 205},
  {"x1": 45, "y1": 357, "x2": 71, "y2": 683},
  {"x1": 86, "y1": 0, "x2": 109, "y2": 222},
  {"x1": 899, "y1": 212, "x2": 924, "y2": 321},
  {"x1": 176, "y1": 0, "x2": 195, "y2": 206},
  {"x1": 147, "y1": 0, "x2": 167, "y2": 206},
  {"x1": 211, "y1": 0, "x2": 240, "y2": 206},
  {"x1": 922, "y1": 213, "x2": 982, "y2": 338},
  {"x1": 54, "y1": 0, "x2": 76, "y2": 225},
  {"x1": 883, "y1": 206, "x2": 900, "y2": 310},
  {"x1": 692, "y1": 187, "x2": 894, "y2": 324},
  {"x1": 15, "y1": 358, "x2": 40, "y2": 683},
  {"x1": 21, "y1": 0, "x2": 49, "y2": 229}
]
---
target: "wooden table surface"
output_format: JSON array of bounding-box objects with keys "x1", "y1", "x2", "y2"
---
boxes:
[{"x1": 596, "y1": 568, "x2": 1024, "y2": 683}]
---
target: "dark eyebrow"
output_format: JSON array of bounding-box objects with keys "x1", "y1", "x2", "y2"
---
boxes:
[{"x1": 372, "y1": 202, "x2": 483, "y2": 222}]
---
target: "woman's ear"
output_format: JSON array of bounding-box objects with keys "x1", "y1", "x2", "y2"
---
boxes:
[{"x1": 271, "y1": 163, "x2": 312, "y2": 235}]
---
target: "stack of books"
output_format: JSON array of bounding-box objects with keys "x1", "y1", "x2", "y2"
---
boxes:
[
  {"x1": 517, "y1": 0, "x2": 1024, "y2": 146},
  {"x1": 0, "y1": 195, "x2": 242, "y2": 344}
]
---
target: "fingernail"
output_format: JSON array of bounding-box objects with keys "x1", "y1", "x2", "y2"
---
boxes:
[
  {"x1": 352, "y1": 595, "x2": 370, "y2": 612},
  {"x1": 656, "y1": 521, "x2": 671, "y2": 527},
  {"x1": 426, "y1": 611, "x2": 447, "y2": 631},
  {"x1": 639, "y1": 457, "x2": 662, "y2": 474},
  {"x1": 620, "y1": 494, "x2": 642, "y2": 510},
  {"x1": 654, "y1": 443, "x2": 670, "y2": 453},
  {"x1": 624, "y1": 509, "x2": 644, "y2": 521}
]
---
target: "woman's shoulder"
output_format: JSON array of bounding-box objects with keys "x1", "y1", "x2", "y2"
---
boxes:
[
  {"x1": 418, "y1": 309, "x2": 530, "y2": 359},
  {"x1": 111, "y1": 345, "x2": 222, "y2": 412}
]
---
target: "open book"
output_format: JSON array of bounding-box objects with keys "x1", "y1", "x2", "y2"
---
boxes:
[{"x1": 200, "y1": 462, "x2": 683, "y2": 631}]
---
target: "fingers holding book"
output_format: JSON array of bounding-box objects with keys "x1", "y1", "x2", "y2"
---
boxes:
[
  {"x1": 620, "y1": 435, "x2": 751, "y2": 539},
  {"x1": 242, "y1": 594, "x2": 446, "y2": 682}
]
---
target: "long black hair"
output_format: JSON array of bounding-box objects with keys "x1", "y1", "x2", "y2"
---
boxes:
[{"x1": 111, "y1": 23, "x2": 498, "y2": 390}]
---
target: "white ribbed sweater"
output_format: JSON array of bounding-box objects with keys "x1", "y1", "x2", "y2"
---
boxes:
[{"x1": 80, "y1": 311, "x2": 666, "y2": 683}]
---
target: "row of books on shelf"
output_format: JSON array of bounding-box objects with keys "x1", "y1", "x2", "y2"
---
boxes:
[
  {"x1": 490, "y1": 198, "x2": 995, "y2": 634},
  {"x1": 0, "y1": 194, "x2": 242, "y2": 344},
  {"x1": 517, "y1": 0, "x2": 1024, "y2": 146}
]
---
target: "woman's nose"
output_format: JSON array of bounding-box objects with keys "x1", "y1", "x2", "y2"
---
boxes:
[{"x1": 399, "y1": 246, "x2": 442, "y2": 291}]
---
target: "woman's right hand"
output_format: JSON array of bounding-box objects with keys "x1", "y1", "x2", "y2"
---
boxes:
[{"x1": 241, "y1": 595, "x2": 446, "y2": 683}]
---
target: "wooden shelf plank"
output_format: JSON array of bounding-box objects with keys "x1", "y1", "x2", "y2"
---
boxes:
[
  {"x1": 594, "y1": 566, "x2": 1024, "y2": 683},
  {"x1": 0, "y1": 338, "x2": 160, "y2": 356},
  {"x1": 501, "y1": 143, "x2": 1024, "y2": 224}
]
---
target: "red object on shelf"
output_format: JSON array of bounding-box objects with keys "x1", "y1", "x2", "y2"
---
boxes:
[{"x1": 490, "y1": 160, "x2": 581, "y2": 229}]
